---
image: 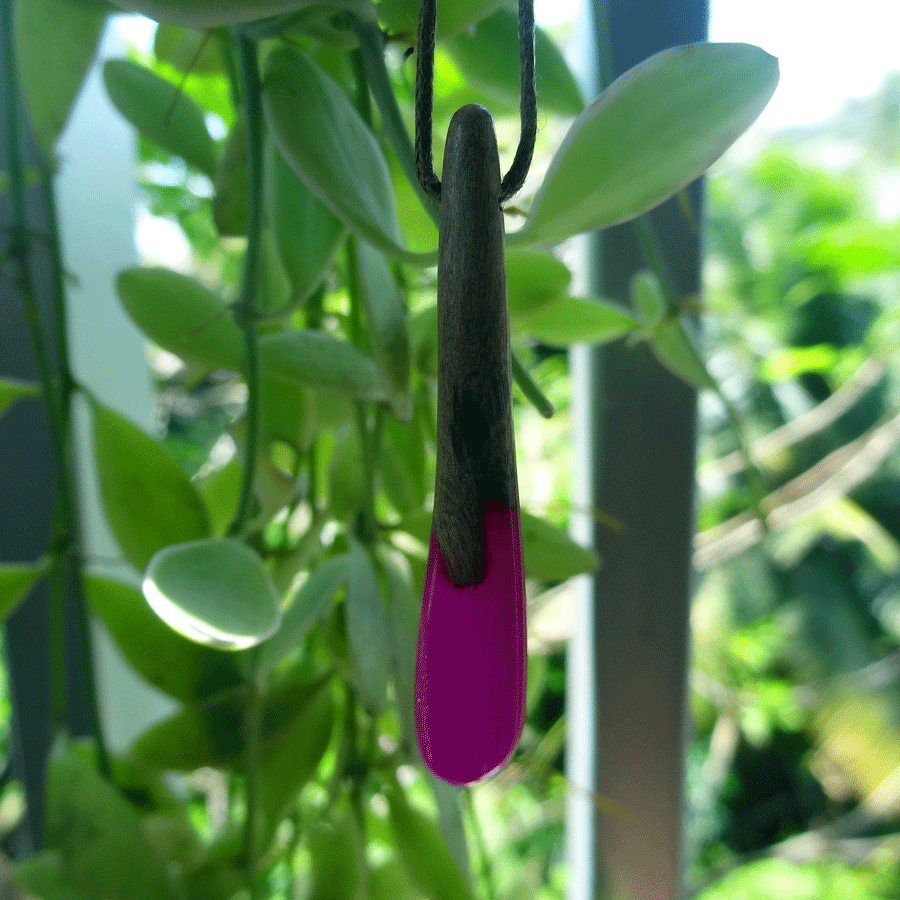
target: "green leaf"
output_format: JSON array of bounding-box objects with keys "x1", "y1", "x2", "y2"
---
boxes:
[
  {"x1": 265, "y1": 137, "x2": 346, "y2": 306},
  {"x1": 355, "y1": 241, "x2": 412, "y2": 421},
  {"x1": 426, "y1": 774, "x2": 471, "y2": 883},
  {"x1": 650, "y1": 316, "x2": 717, "y2": 390},
  {"x1": 83, "y1": 573, "x2": 242, "y2": 702},
  {"x1": 258, "y1": 676, "x2": 334, "y2": 848},
  {"x1": 446, "y1": 9, "x2": 583, "y2": 117},
  {"x1": 520, "y1": 511, "x2": 599, "y2": 581},
  {"x1": 0, "y1": 377, "x2": 39, "y2": 418},
  {"x1": 15, "y1": 0, "x2": 107, "y2": 158},
  {"x1": 376, "y1": 547, "x2": 419, "y2": 757},
  {"x1": 254, "y1": 555, "x2": 348, "y2": 679},
  {"x1": 380, "y1": 411, "x2": 427, "y2": 517},
  {"x1": 143, "y1": 538, "x2": 281, "y2": 649},
  {"x1": 132, "y1": 666, "x2": 331, "y2": 771},
  {"x1": 212, "y1": 111, "x2": 247, "y2": 236},
  {"x1": 377, "y1": 0, "x2": 502, "y2": 38},
  {"x1": 308, "y1": 817, "x2": 363, "y2": 900},
  {"x1": 516, "y1": 295, "x2": 639, "y2": 346},
  {"x1": 0, "y1": 560, "x2": 48, "y2": 622},
  {"x1": 12, "y1": 850, "x2": 87, "y2": 900},
  {"x1": 385, "y1": 784, "x2": 476, "y2": 900},
  {"x1": 630, "y1": 269, "x2": 667, "y2": 324},
  {"x1": 262, "y1": 46, "x2": 433, "y2": 265},
  {"x1": 91, "y1": 402, "x2": 211, "y2": 571},
  {"x1": 102, "y1": 58, "x2": 218, "y2": 178},
  {"x1": 258, "y1": 330, "x2": 386, "y2": 400},
  {"x1": 408, "y1": 304, "x2": 438, "y2": 379},
  {"x1": 116, "y1": 267, "x2": 244, "y2": 370},
  {"x1": 153, "y1": 24, "x2": 224, "y2": 75},
  {"x1": 505, "y1": 249, "x2": 572, "y2": 319},
  {"x1": 514, "y1": 42, "x2": 779, "y2": 246},
  {"x1": 328, "y1": 425, "x2": 365, "y2": 520},
  {"x1": 109, "y1": 0, "x2": 336, "y2": 28},
  {"x1": 344, "y1": 538, "x2": 390, "y2": 715},
  {"x1": 44, "y1": 742, "x2": 173, "y2": 900},
  {"x1": 759, "y1": 344, "x2": 839, "y2": 382},
  {"x1": 369, "y1": 860, "x2": 420, "y2": 900}
]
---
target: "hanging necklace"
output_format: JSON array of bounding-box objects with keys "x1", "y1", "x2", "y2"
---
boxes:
[{"x1": 413, "y1": 0, "x2": 537, "y2": 786}]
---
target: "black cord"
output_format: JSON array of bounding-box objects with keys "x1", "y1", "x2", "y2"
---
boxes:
[{"x1": 414, "y1": 0, "x2": 537, "y2": 204}]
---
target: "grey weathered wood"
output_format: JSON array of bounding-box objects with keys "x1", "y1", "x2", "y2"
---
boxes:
[{"x1": 432, "y1": 104, "x2": 517, "y2": 586}]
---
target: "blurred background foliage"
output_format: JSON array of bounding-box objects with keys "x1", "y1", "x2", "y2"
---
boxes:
[{"x1": 116, "y1": 33, "x2": 900, "y2": 900}]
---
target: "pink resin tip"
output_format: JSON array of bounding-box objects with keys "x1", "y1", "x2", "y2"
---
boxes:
[{"x1": 415, "y1": 500, "x2": 527, "y2": 786}]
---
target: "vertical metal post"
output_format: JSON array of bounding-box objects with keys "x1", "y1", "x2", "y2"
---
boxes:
[{"x1": 567, "y1": 1, "x2": 708, "y2": 898}]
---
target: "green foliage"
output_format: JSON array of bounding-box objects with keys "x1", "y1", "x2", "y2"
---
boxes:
[
  {"x1": 14, "y1": 0, "x2": 107, "y2": 160},
  {"x1": 3, "y1": 4, "x2": 802, "y2": 899}
]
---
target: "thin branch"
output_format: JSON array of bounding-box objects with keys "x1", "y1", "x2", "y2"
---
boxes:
[
  {"x1": 701, "y1": 355, "x2": 886, "y2": 481},
  {"x1": 695, "y1": 408, "x2": 900, "y2": 570}
]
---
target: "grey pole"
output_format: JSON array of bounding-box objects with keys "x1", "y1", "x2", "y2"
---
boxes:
[{"x1": 567, "y1": 1, "x2": 708, "y2": 897}]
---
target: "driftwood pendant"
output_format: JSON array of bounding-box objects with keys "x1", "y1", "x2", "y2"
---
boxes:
[{"x1": 415, "y1": 105, "x2": 527, "y2": 786}]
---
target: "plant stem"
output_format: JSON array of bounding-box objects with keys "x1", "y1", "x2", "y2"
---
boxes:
[
  {"x1": 463, "y1": 789, "x2": 496, "y2": 900},
  {"x1": 243, "y1": 676, "x2": 263, "y2": 900},
  {"x1": 352, "y1": 18, "x2": 440, "y2": 227},
  {"x1": 229, "y1": 30, "x2": 265, "y2": 537},
  {"x1": 1, "y1": 0, "x2": 111, "y2": 775},
  {"x1": 511, "y1": 351, "x2": 554, "y2": 418}
]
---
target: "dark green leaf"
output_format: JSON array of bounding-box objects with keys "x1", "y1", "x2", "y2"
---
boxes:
[
  {"x1": 345, "y1": 538, "x2": 390, "y2": 714},
  {"x1": 265, "y1": 137, "x2": 346, "y2": 306},
  {"x1": 385, "y1": 784, "x2": 475, "y2": 900},
  {"x1": 0, "y1": 560, "x2": 47, "y2": 622},
  {"x1": 212, "y1": 112, "x2": 247, "y2": 236},
  {"x1": 84, "y1": 573, "x2": 242, "y2": 702},
  {"x1": 44, "y1": 742, "x2": 173, "y2": 900},
  {"x1": 255, "y1": 555, "x2": 348, "y2": 678},
  {"x1": 90, "y1": 401, "x2": 211, "y2": 571},
  {"x1": 153, "y1": 24, "x2": 223, "y2": 75}
]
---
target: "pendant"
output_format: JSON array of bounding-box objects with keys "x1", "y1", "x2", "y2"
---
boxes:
[{"x1": 414, "y1": 104, "x2": 527, "y2": 786}]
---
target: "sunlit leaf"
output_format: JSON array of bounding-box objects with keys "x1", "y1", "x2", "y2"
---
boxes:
[
  {"x1": 153, "y1": 24, "x2": 223, "y2": 75},
  {"x1": 505, "y1": 249, "x2": 572, "y2": 319},
  {"x1": 759, "y1": 344, "x2": 839, "y2": 382},
  {"x1": 520, "y1": 511, "x2": 599, "y2": 581},
  {"x1": 515, "y1": 295, "x2": 638, "y2": 346},
  {"x1": 513, "y1": 42, "x2": 779, "y2": 246},
  {"x1": 109, "y1": 0, "x2": 330, "y2": 28},
  {"x1": 143, "y1": 538, "x2": 281, "y2": 649}
]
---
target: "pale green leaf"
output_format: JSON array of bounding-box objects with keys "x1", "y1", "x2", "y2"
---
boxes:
[
  {"x1": 143, "y1": 538, "x2": 281, "y2": 649},
  {"x1": 516, "y1": 295, "x2": 638, "y2": 346},
  {"x1": 514, "y1": 42, "x2": 779, "y2": 246}
]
